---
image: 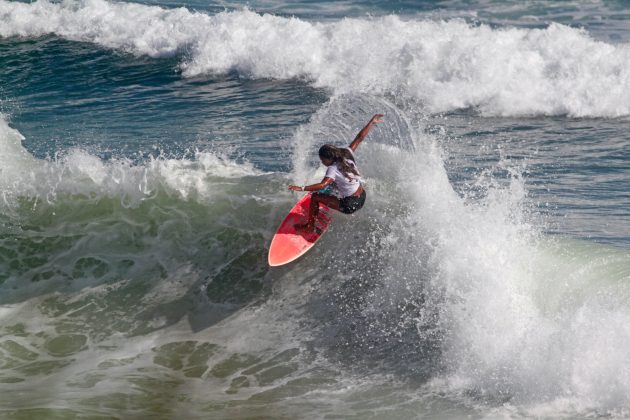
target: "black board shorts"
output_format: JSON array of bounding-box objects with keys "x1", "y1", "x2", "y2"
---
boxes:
[{"x1": 339, "y1": 190, "x2": 366, "y2": 214}]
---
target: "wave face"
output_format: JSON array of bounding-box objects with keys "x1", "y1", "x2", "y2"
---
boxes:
[
  {"x1": 3, "y1": 0, "x2": 630, "y2": 117},
  {"x1": 0, "y1": 113, "x2": 286, "y2": 419}
]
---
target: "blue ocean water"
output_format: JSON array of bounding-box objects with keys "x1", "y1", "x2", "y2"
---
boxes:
[{"x1": 1, "y1": 0, "x2": 630, "y2": 418}]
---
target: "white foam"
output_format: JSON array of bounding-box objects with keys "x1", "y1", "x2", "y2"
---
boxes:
[
  {"x1": 0, "y1": 116, "x2": 262, "y2": 207},
  {"x1": 362, "y1": 114, "x2": 630, "y2": 413},
  {"x1": 2, "y1": 0, "x2": 630, "y2": 117},
  {"x1": 288, "y1": 95, "x2": 630, "y2": 414}
]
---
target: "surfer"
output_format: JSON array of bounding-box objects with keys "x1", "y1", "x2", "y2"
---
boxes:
[{"x1": 288, "y1": 114, "x2": 383, "y2": 231}]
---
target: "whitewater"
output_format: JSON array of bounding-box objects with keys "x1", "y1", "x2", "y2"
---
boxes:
[
  {"x1": 1, "y1": 0, "x2": 630, "y2": 418},
  {"x1": 3, "y1": 0, "x2": 630, "y2": 117}
]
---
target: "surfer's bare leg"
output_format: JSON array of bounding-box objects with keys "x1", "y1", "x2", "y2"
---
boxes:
[{"x1": 295, "y1": 193, "x2": 340, "y2": 231}]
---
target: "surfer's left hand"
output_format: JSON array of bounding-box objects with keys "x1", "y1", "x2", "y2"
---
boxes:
[
  {"x1": 370, "y1": 114, "x2": 384, "y2": 124},
  {"x1": 288, "y1": 185, "x2": 303, "y2": 191}
]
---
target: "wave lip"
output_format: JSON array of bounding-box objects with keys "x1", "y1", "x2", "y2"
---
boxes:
[
  {"x1": 3, "y1": 0, "x2": 630, "y2": 117},
  {"x1": 0, "y1": 115, "x2": 262, "y2": 208}
]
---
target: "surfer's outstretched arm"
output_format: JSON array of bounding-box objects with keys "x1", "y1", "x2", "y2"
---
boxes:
[{"x1": 348, "y1": 114, "x2": 384, "y2": 152}]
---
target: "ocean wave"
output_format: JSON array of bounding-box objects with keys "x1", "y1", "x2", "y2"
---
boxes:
[
  {"x1": 2, "y1": 0, "x2": 630, "y2": 117},
  {"x1": 0, "y1": 115, "x2": 262, "y2": 208},
  {"x1": 1, "y1": 92, "x2": 630, "y2": 416}
]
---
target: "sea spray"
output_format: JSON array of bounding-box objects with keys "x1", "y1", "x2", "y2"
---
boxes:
[{"x1": 290, "y1": 95, "x2": 630, "y2": 415}]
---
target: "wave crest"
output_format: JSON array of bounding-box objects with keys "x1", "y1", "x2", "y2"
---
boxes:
[
  {"x1": 0, "y1": 116, "x2": 261, "y2": 209},
  {"x1": 2, "y1": 0, "x2": 630, "y2": 117}
]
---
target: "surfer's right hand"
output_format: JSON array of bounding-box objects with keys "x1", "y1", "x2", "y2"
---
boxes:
[{"x1": 288, "y1": 185, "x2": 303, "y2": 192}]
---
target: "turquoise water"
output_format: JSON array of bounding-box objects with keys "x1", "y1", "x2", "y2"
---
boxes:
[{"x1": 1, "y1": 0, "x2": 630, "y2": 418}]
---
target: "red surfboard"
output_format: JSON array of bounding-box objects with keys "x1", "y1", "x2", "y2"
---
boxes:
[{"x1": 268, "y1": 194, "x2": 333, "y2": 266}]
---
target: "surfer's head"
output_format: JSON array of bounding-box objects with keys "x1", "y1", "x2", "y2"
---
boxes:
[
  {"x1": 318, "y1": 144, "x2": 337, "y2": 166},
  {"x1": 318, "y1": 144, "x2": 359, "y2": 180}
]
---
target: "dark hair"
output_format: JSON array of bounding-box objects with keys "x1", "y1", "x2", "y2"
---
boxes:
[{"x1": 318, "y1": 144, "x2": 359, "y2": 180}]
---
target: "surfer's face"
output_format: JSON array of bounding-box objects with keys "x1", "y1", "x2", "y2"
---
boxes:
[{"x1": 320, "y1": 157, "x2": 334, "y2": 166}]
